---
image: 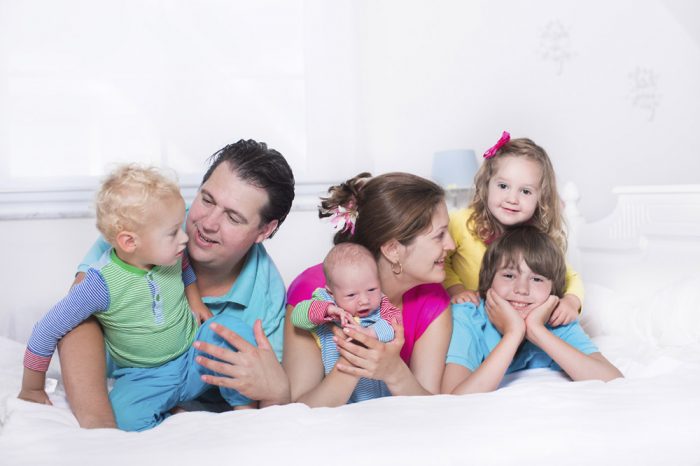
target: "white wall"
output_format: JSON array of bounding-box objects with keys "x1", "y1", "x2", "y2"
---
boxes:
[
  {"x1": 351, "y1": 0, "x2": 700, "y2": 221},
  {"x1": 3, "y1": 1, "x2": 700, "y2": 340}
]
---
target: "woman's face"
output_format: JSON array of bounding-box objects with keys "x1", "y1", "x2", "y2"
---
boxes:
[{"x1": 398, "y1": 201, "x2": 455, "y2": 285}]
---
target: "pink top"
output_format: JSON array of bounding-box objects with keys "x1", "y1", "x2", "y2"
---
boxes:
[{"x1": 286, "y1": 263, "x2": 450, "y2": 364}]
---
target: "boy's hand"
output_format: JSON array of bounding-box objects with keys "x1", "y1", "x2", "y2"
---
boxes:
[
  {"x1": 450, "y1": 289, "x2": 480, "y2": 305},
  {"x1": 485, "y1": 289, "x2": 526, "y2": 339},
  {"x1": 18, "y1": 388, "x2": 52, "y2": 406},
  {"x1": 525, "y1": 295, "x2": 560, "y2": 332},
  {"x1": 326, "y1": 305, "x2": 354, "y2": 327},
  {"x1": 547, "y1": 294, "x2": 580, "y2": 327}
]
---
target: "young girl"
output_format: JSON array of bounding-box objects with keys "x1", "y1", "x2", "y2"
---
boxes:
[
  {"x1": 290, "y1": 242, "x2": 401, "y2": 402},
  {"x1": 19, "y1": 165, "x2": 256, "y2": 431},
  {"x1": 444, "y1": 131, "x2": 583, "y2": 326},
  {"x1": 441, "y1": 226, "x2": 622, "y2": 395}
]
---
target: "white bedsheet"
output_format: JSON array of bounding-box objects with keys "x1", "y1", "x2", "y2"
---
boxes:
[{"x1": 2, "y1": 335, "x2": 699, "y2": 466}]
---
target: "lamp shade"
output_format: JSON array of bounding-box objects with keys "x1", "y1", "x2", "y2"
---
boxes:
[{"x1": 431, "y1": 149, "x2": 478, "y2": 189}]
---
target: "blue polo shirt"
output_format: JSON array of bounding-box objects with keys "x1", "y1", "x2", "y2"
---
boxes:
[
  {"x1": 446, "y1": 300, "x2": 598, "y2": 373},
  {"x1": 78, "y1": 238, "x2": 286, "y2": 361}
]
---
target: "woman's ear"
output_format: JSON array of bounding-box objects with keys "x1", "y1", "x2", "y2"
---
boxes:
[
  {"x1": 379, "y1": 239, "x2": 403, "y2": 264},
  {"x1": 115, "y1": 230, "x2": 138, "y2": 253}
]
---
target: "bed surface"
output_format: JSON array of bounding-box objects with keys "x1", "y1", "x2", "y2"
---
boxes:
[{"x1": 2, "y1": 184, "x2": 700, "y2": 466}]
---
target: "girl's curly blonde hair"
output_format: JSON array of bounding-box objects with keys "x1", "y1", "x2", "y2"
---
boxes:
[
  {"x1": 468, "y1": 137, "x2": 567, "y2": 252},
  {"x1": 95, "y1": 164, "x2": 182, "y2": 244}
]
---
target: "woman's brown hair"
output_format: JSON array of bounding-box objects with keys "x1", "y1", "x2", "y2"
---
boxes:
[{"x1": 319, "y1": 172, "x2": 445, "y2": 259}]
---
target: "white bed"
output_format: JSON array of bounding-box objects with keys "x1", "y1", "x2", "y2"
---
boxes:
[{"x1": 2, "y1": 184, "x2": 700, "y2": 466}]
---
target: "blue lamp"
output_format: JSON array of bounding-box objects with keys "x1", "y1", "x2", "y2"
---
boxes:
[
  {"x1": 431, "y1": 149, "x2": 478, "y2": 189},
  {"x1": 432, "y1": 149, "x2": 478, "y2": 210}
]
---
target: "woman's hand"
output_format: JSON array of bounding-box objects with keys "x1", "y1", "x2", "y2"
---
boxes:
[
  {"x1": 484, "y1": 289, "x2": 526, "y2": 339},
  {"x1": 333, "y1": 318, "x2": 405, "y2": 385},
  {"x1": 194, "y1": 319, "x2": 290, "y2": 407}
]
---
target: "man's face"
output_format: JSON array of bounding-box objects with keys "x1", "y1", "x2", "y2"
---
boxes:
[{"x1": 186, "y1": 162, "x2": 277, "y2": 274}]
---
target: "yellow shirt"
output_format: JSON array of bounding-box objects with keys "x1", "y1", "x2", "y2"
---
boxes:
[{"x1": 444, "y1": 207, "x2": 585, "y2": 305}]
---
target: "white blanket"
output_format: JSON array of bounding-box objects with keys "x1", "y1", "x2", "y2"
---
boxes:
[
  {"x1": 3, "y1": 184, "x2": 700, "y2": 465},
  {"x1": 2, "y1": 335, "x2": 699, "y2": 466}
]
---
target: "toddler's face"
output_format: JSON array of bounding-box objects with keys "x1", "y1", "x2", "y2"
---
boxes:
[
  {"x1": 487, "y1": 156, "x2": 542, "y2": 227},
  {"x1": 327, "y1": 261, "x2": 382, "y2": 317},
  {"x1": 137, "y1": 196, "x2": 189, "y2": 268},
  {"x1": 490, "y1": 255, "x2": 552, "y2": 317}
]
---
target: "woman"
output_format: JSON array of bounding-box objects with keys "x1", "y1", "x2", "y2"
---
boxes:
[{"x1": 283, "y1": 172, "x2": 456, "y2": 407}]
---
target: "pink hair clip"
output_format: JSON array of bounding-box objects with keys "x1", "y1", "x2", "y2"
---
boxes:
[
  {"x1": 329, "y1": 204, "x2": 358, "y2": 235},
  {"x1": 483, "y1": 131, "x2": 511, "y2": 159}
]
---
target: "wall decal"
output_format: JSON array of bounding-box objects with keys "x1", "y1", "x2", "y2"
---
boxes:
[
  {"x1": 628, "y1": 67, "x2": 660, "y2": 121},
  {"x1": 539, "y1": 20, "x2": 574, "y2": 75}
]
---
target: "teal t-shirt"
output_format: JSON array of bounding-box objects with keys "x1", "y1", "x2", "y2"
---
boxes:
[{"x1": 446, "y1": 300, "x2": 599, "y2": 373}]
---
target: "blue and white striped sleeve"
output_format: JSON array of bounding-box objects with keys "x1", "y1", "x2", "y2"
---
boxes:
[{"x1": 24, "y1": 269, "x2": 111, "y2": 372}]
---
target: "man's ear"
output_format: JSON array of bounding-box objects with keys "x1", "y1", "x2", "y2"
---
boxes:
[
  {"x1": 115, "y1": 231, "x2": 138, "y2": 253},
  {"x1": 255, "y1": 219, "x2": 279, "y2": 243},
  {"x1": 379, "y1": 239, "x2": 403, "y2": 264}
]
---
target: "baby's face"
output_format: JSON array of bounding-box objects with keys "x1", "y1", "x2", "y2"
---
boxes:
[
  {"x1": 491, "y1": 256, "x2": 553, "y2": 317},
  {"x1": 327, "y1": 262, "x2": 382, "y2": 317}
]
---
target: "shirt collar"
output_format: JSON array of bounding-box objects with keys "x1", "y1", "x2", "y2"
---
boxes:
[{"x1": 202, "y1": 243, "x2": 264, "y2": 308}]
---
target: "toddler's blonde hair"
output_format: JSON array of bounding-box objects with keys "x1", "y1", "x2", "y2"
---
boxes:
[
  {"x1": 469, "y1": 137, "x2": 566, "y2": 252},
  {"x1": 95, "y1": 164, "x2": 182, "y2": 244}
]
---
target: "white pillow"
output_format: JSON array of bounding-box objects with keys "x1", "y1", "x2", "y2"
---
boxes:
[{"x1": 582, "y1": 276, "x2": 700, "y2": 347}]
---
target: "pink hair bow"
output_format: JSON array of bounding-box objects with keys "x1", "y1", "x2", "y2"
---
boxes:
[
  {"x1": 329, "y1": 205, "x2": 357, "y2": 235},
  {"x1": 483, "y1": 131, "x2": 511, "y2": 159}
]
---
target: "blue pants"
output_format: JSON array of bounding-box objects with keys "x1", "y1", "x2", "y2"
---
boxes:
[{"x1": 107, "y1": 314, "x2": 255, "y2": 432}]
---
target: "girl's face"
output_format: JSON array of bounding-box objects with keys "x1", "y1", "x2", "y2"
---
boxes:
[
  {"x1": 487, "y1": 156, "x2": 542, "y2": 227},
  {"x1": 398, "y1": 201, "x2": 455, "y2": 286},
  {"x1": 491, "y1": 255, "x2": 552, "y2": 316}
]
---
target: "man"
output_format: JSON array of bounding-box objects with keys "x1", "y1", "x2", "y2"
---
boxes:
[{"x1": 59, "y1": 139, "x2": 294, "y2": 428}]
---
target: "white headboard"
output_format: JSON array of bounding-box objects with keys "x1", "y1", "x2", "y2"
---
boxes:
[{"x1": 564, "y1": 183, "x2": 700, "y2": 298}]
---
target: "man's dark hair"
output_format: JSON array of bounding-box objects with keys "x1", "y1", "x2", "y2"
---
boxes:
[{"x1": 203, "y1": 139, "x2": 295, "y2": 238}]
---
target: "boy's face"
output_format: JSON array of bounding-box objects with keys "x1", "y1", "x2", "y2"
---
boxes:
[
  {"x1": 137, "y1": 195, "x2": 189, "y2": 268},
  {"x1": 327, "y1": 261, "x2": 382, "y2": 317},
  {"x1": 490, "y1": 255, "x2": 552, "y2": 317}
]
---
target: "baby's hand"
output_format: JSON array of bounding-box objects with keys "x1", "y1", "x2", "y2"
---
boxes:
[
  {"x1": 18, "y1": 388, "x2": 52, "y2": 406},
  {"x1": 326, "y1": 304, "x2": 353, "y2": 327},
  {"x1": 192, "y1": 304, "x2": 214, "y2": 324},
  {"x1": 547, "y1": 294, "x2": 580, "y2": 327},
  {"x1": 450, "y1": 289, "x2": 480, "y2": 305}
]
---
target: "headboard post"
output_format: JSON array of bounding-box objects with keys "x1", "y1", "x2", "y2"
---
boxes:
[{"x1": 562, "y1": 181, "x2": 584, "y2": 271}]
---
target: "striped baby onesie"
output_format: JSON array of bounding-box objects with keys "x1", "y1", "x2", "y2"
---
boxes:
[{"x1": 290, "y1": 288, "x2": 399, "y2": 403}]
